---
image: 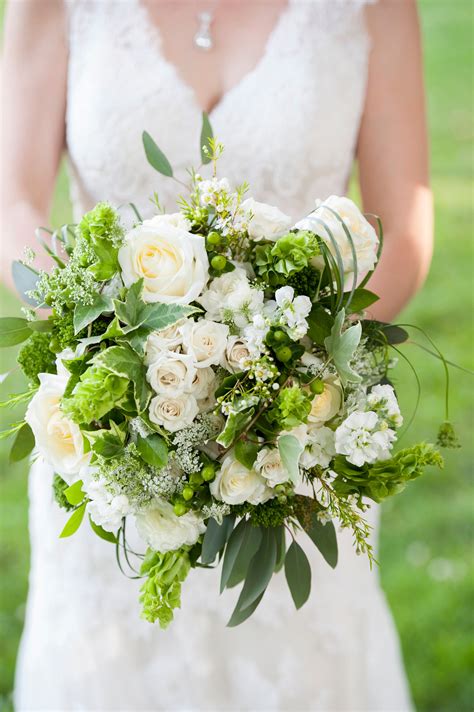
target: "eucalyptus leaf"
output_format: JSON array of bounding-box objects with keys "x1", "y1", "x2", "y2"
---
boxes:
[
  {"x1": 12, "y1": 261, "x2": 40, "y2": 306},
  {"x1": 324, "y1": 309, "x2": 362, "y2": 386},
  {"x1": 9, "y1": 422, "x2": 35, "y2": 463},
  {"x1": 201, "y1": 515, "x2": 235, "y2": 565},
  {"x1": 278, "y1": 434, "x2": 304, "y2": 485},
  {"x1": 226, "y1": 524, "x2": 262, "y2": 588},
  {"x1": 64, "y1": 479, "x2": 85, "y2": 506},
  {"x1": 298, "y1": 506, "x2": 338, "y2": 569},
  {"x1": 274, "y1": 525, "x2": 286, "y2": 573},
  {"x1": 227, "y1": 591, "x2": 264, "y2": 628},
  {"x1": 0, "y1": 317, "x2": 32, "y2": 347},
  {"x1": 142, "y1": 131, "x2": 173, "y2": 177},
  {"x1": 237, "y1": 527, "x2": 277, "y2": 609},
  {"x1": 220, "y1": 518, "x2": 248, "y2": 592},
  {"x1": 284, "y1": 540, "x2": 311, "y2": 609},
  {"x1": 59, "y1": 502, "x2": 86, "y2": 538},
  {"x1": 137, "y1": 433, "x2": 168, "y2": 468},
  {"x1": 200, "y1": 112, "x2": 213, "y2": 164}
]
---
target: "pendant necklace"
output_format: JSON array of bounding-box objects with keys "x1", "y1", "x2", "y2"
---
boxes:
[{"x1": 194, "y1": 4, "x2": 218, "y2": 51}]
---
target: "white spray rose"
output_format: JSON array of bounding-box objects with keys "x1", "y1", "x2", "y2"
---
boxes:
[
  {"x1": 210, "y1": 453, "x2": 272, "y2": 505},
  {"x1": 241, "y1": 197, "x2": 292, "y2": 242},
  {"x1": 295, "y1": 195, "x2": 379, "y2": 284},
  {"x1": 224, "y1": 336, "x2": 252, "y2": 373},
  {"x1": 25, "y1": 367, "x2": 90, "y2": 484},
  {"x1": 190, "y1": 366, "x2": 216, "y2": 401},
  {"x1": 135, "y1": 498, "x2": 206, "y2": 553},
  {"x1": 255, "y1": 447, "x2": 290, "y2": 487},
  {"x1": 144, "y1": 319, "x2": 188, "y2": 363},
  {"x1": 308, "y1": 377, "x2": 342, "y2": 425},
  {"x1": 118, "y1": 216, "x2": 209, "y2": 304},
  {"x1": 180, "y1": 319, "x2": 229, "y2": 368},
  {"x1": 197, "y1": 268, "x2": 264, "y2": 326},
  {"x1": 146, "y1": 351, "x2": 197, "y2": 396},
  {"x1": 300, "y1": 425, "x2": 336, "y2": 469},
  {"x1": 148, "y1": 393, "x2": 199, "y2": 432}
]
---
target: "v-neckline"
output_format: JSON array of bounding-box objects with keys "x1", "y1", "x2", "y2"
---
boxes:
[{"x1": 135, "y1": 0, "x2": 293, "y2": 117}]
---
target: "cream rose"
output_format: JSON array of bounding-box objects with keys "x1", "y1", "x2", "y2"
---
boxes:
[
  {"x1": 210, "y1": 453, "x2": 272, "y2": 505},
  {"x1": 181, "y1": 319, "x2": 229, "y2": 368},
  {"x1": 308, "y1": 377, "x2": 342, "y2": 425},
  {"x1": 254, "y1": 447, "x2": 290, "y2": 487},
  {"x1": 242, "y1": 197, "x2": 292, "y2": 242},
  {"x1": 190, "y1": 366, "x2": 216, "y2": 401},
  {"x1": 118, "y1": 216, "x2": 209, "y2": 304},
  {"x1": 25, "y1": 369, "x2": 90, "y2": 483},
  {"x1": 144, "y1": 319, "x2": 188, "y2": 364},
  {"x1": 224, "y1": 336, "x2": 252, "y2": 373},
  {"x1": 146, "y1": 351, "x2": 197, "y2": 396},
  {"x1": 135, "y1": 498, "x2": 206, "y2": 553},
  {"x1": 148, "y1": 393, "x2": 199, "y2": 432},
  {"x1": 295, "y1": 195, "x2": 379, "y2": 284}
]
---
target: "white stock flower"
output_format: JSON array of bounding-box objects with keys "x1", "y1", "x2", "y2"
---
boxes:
[
  {"x1": 224, "y1": 336, "x2": 252, "y2": 373},
  {"x1": 144, "y1": 320, "x2": 188, "y2": 363},
  {"x1": 308, "y1": 377, "x2": 342, "y2": 425},
  {"x1": 210, "y1": 453, "x2": 272, "y2": 505},
  {"x1": 146, "y1": 351, "x2": 197, "y2": 396},
  {"x1": 367, "y1": 384, "x2": 403, "y2": 428},
  {"x1": 84, "y1": 477, "x2": 131, "y2": 532},
  {"x1": 295, "y1": 195, "x2": 379, "y2": 284},
  {"x1": 118, "y1": 216, "x2": 209, "y2": 304},
  {"x1": 241, "y1": 197, "x2": 292, "y2": 241},
  {"x1": 180, "y1": 319, "x2": 229, "y2": 368},
  {"x1": 335, "y1": 410, "x2": 396, "y2": 467},
  {"x1": 135, "y1": 497, "x2": 206, "y2": 553},
  {"x1": 300, "y1": 425, "x2": 336, "y2": 469},
  {"x1": 148, "y1": 393, "x2": 199, "y2": 432},
  {"x1": 243, "y1": 314, "x2": 269, "y2": 355},
  {"x1": 197, "y1": 268, "x2": 264, "y2": 327},
  {"x1": 255, "y1": 447, "x2": 290, "y2": 487},
  {"x1": 25, "y1": 369, "x2": 90, "y2": 484},
  {"x1": 275, "y1": 286, "x2": 312, "y2": 339}
]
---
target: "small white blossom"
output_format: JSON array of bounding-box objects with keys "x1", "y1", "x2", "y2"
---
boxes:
[
  {"x1": 367, "y1": 384, "x2": 403, "y2": 428},
  {"x1": 274, "y1": 286, "x2": 312, "y2": 340},
  {"x1": 335, "y1": 410, "x2": 396, "y2": 467},
  {"x1": 300, "y1": 425, "x2": 336, "y2": 469},
  {"x1": 85, "y1": 477, "x2": 132, "y2": 532}
]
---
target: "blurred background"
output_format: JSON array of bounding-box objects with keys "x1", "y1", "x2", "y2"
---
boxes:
[{"x1": 0, "y1": 1, "x2": 473, "y2": 710}]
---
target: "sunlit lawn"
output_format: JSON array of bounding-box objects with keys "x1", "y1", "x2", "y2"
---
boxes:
[{"x1": 0, "y1": 1, "x2": 473, "y2": 710}]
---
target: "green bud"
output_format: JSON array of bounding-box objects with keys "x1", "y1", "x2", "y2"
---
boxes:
[
  {"x1": 189, "y1": 472, "x2": 204, "y2": 486},
  {"x1": 276, "y1": 346, "x2": 292, "y2": 363},
  {"x1": 310, "y1": 378, "x2": 325, "y2": 395},
  {"x1": 49, "y1": 336, "x2": 61, "y2": 353},
  {"x1": 173, "y1": 502, "x2": 187, "y2": 517},
  {"x1": 211, "y1": 255, "x2": 227, "y2": 271},
  {"x1": 182, "y1": 486, "x2": 194, "y2": 501},
  {"x1": 207, "y1": 231, "x2": 221, "y2": 246},
  {"x1": 201, "y1": 464, "x2": 216, "y2": 482},
  {"x1": 44, "y1": 293, "x2": 53, "y2": 306},
  {"x1": 275, "y1": 484, "x2": 286, "y2": 494},
  {"x1": 278, "y1": 494, "x2": 288, "y2": 504},
  {"x1": 273, "y1": 329, "x2": 288, "y2": 343}
]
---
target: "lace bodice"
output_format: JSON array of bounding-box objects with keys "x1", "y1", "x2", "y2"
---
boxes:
[{"x1": 15, "y1": 2, "x2": 413, "y2": 710}]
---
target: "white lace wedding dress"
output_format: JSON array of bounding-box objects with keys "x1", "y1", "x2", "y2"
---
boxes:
[{"x1": 15, "y1": 1, "x2": 413, "y2": 710}]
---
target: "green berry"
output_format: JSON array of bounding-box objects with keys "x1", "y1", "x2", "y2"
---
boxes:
[
  {"x1": 49, "y1": 336, "x2": 61, "y2": 353},
  {"x1": 275, "y1": 484, "x2": 286, "y2": 494},
  {"x1": 278, "y1": 494, "x2": 288, "y2": 504},
  {"x1": 310, "y1": 379, "x2": 325, "y2": 395},
  {"x1": 207, "y1": 231, "x2": 221, "y2": 246},
  {"x1": 201, "y1": 464, "x2": 216, "y2": 482},
  {"x1": 189, "y1": 472, "x2": 204, "y2": 486},
  {"x1": 276, "y1": 346, "x2": 292, "y2": 363},
  {"x1": 182, "y1": 486, "x2": 194, "y2": 501},
  {"x1": 173, "y1": 502, "x2": 187, "y2": 517},
  {"x1": 211, "y1": 255, "x2": 227, "y2": 271},
  {"x1": 273, "y1": 329, "x2": 288, "y2": 343}
]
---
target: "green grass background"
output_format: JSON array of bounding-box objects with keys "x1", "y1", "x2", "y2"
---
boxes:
[{"x1": 0, "y1": 1, "x2": 473, "y2": 710}]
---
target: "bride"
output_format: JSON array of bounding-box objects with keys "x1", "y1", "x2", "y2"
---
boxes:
[{"x1": 2, "y1": 1, "x2": 433, "y2": 710}]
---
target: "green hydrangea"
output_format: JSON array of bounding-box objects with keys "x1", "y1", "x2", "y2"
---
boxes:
[
  {"x1": 333, "y1": 443, "x2": 444, "y2": 502},
  {"x1": 270, "y1": 385, "x2": 312, "y2": 429},
  {"x1": 61, "y1": 366, "x2": 129, "y2": 424},
  {"x1": 17, "y1": 331, "x2": 55, "y2": 384},
  {"x1": 77, "y1": 202, "x2": 124, "y2": 281},
  {"x1": 255, "y1": 230, "x2": 319, "y2": 285},
  {"x1": 139, "y1": 548, "x2": 191, "y2": 627},
  {"x1": 52, "y1": 473, "x2": 75, "y2": 511}
]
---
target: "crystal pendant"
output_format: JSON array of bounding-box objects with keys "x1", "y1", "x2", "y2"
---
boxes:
[{"x1": 194, "y1": 11, "x2": 214, "y2": 51}]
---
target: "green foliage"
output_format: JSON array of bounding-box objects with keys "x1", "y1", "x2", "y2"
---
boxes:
[
  {"x1": 0, "y1": 318, "x2": 32, "y2": 347},
  {"x1": 136, "y1": 434, "x2": 168, "y2": 468},
  {"x1": 59, "y1": 502, "x2": 86, "y2": 538},
  {"x1": 324, "y1": 309, "x2": 362, "y2": 386},
  {"x1": 278, "y1": 434, "x2": 304, "y2": 485},
  {"x1": 139, "y1": 548, "x2": 190, "y2": 627},
  {"x1": 61, "y1": 366, "x2": 129, "y2": 424},
  {"x1": 73, "y1": 294, "x2": 113, "y2": 334},
  {"x1": 17, "y1": 332, "x2": 55, "y2": 384},
  {"x1": 294, "y1": 494, "x2": 338, "y2": 568},
  {"x1": 142, "y1": 131, "x2": 174, "y2": 177},
  {"x1": 269, "y1": 385, "x2": 311, "y2": 430},
  {"x1": 333, "y1": 443, "x2": 444, "y2": 503},
  {"x1": 64, "y1": 479, "x2": 85, "y2": 506},
  {"x1": 52, "y1": 474, "x2": 75, "y2": 511},
  {"x1": 77, "y1": 202, "x2": 124, "y2": 280},
  {"x1": 255, "y1": 230, "x2": 319, "y2": 285},
  {"x1": 216, "y1": 407, "x2": 255, "y2": 448},
  {"x1": 286, "y1": 264, "x2": 321, "y2": 298},
  {"x1": 233, "y1": 497, "x2": 295, "y2": 529},
  {"x1": 92, "y1": 344, "x2": 150, "y2": 413},
  {"x1": 201, "y1": 515, "x2": 235, "y2": 565},
  {"x1": 285, "y1": 540, "x2": 311, "y2": 609},
  {"x1": 9, "y1": 423, "x2": 34, "y2": 464},
  {"x1": 437, "y1": 421, "x2": 461, "y2": 449},
  {"x1": 234, "y1": 437, "x2": 259, "y2": 470},
  {"x1": 200, "y1": 112, "x2": 213, "y2": 165}
]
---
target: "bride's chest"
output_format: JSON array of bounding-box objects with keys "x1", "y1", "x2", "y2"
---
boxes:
[{"x1": 66, "y1": 0, "x2": 371, "y2": 219}]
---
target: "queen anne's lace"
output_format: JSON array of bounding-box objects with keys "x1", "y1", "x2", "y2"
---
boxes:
[{"x1": 15, "y1": 1, "x2": 413, "y2": 710}]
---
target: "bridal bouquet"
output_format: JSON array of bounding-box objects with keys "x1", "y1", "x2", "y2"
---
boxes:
[{"x1": 1, "y1": 122, "x2": 456, "y2": 627}]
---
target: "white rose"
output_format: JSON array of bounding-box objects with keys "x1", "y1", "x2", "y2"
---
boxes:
[
  {"x1": 307, "y1": 377, "x2": 342, "y2": 425},
  {"x1": 242, "y1": 197, "x2": 292, "y2": 242},
  {"x1": 190, "y1": 366, "x2": 216, "y2": 401},
  {"x1": 255, "y1": 447, "x2": 290, "y2": 487},
  {"x1": 295, "y1": 195, "x2": 379, "y2": 284},
  {"x1": 118, "y1": 217, "x2": 209, "y2": 304},
  {"x1": 146, "y1": 351, "x2": 197, "y2": 396},
  {"x1": 300, "y1": 425, "x2": 336, "y2": 469},
  {"x1": 147, "y1": 212, "x2": 192, "y2": 231},
  {"x1": 224, "y1": 336, "x2": 252, "y2": 373},
  {"x1": 84, "y1": 477, "x2": 131, "y2": 532},
  {"x1": 210, "y1": 453, "x2": 272, "y2": 505},
  {"x1": 197, "y1": 269, "x2": 263, "y2": 326},
  {"x1": 25, "y1": 370, "x2": 90, "y2": 484},
  {"x1": 135, "y1": 498, "x2": 206, "y2": 553},
  {"x1": 148, "y1": 393, "x2": 199, "y2": 432},
  {"x1": 181, "y1": 319, "x2": 229, "y2": 368},
  {"x1": 144, "y1": 319, "x2": 188, "y2": 363}
]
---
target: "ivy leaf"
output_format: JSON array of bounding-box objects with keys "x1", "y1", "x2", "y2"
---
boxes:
[
  {"x1": 200, "y1": 112, "x2": 213, "y2": 164},
  {"x1": 9, "y1": 422, "x2": 35, "y2": 463},
  {"x1": 12, "y1": 261, "x2": 40, "y2": 306},
  {"x1": 140, "y1": 303, "x2": 199, "y2": 332},
  {"x1": 0, "y1": 317, "x2": 31, "y2": 347},
  {"x1": 216, "y1": 408, "x2": 255, "y2": 448},
  {"x1": 64, "y1": 479, "x2": 85, "y2": 506},
  {"x1": 284, "y1": 540, "x2": 311, "y2": 609},
  {"x1": 73, "y1": 294, "x2": 113, "y2": 334},
  {"x1": 278, "y1": 434, "x2": 303, "y2": 485},
  {"x1": 142, "y1": 131, "x2": 173, "y2": 177},
  {"x1": 93, "y1": 344, "x2": 150, "y2": 413},
  {"x1": 84, "y1": 428, "x2": 125, "y2": 459},
  {"x1": 89, "y1": 515, "x2": 118, "y2": 544},
  {"x1": 234, "y1": 437, "x2": 259, "y2": 470},
  {"x1": 236, "y1": 527, "x2": 277, "y2": 610},
  {"x1": 201, "y1": 515, "x2": 235, "y2": 565},
  {"x1": 137, "y1": 433, "x2": 168, "y2": 468},
  {"x1": 59, "y1": 502, "x2": 86, "y2": 538},
  {"x1": 324, "y1": 309, "x2": 362, "y2": 386},
  {"x1": 113, "y1": 279, "x2": 147, "y2": 327}
]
